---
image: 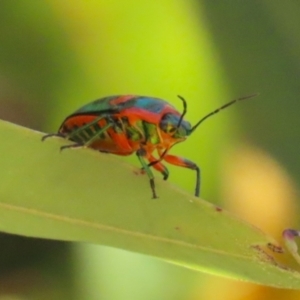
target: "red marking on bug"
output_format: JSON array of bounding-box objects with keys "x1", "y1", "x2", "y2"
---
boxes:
[{"x1": 110, "y1": 95, "x2": 135, "y2": 105}]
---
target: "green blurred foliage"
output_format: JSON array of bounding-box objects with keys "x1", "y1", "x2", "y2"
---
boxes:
[
  {"x1": 202, "y1": 1, "x2": 300, "y2": 182},
  {"x1": 0, "y1": 0, "x2": 299, "y2": 299}
]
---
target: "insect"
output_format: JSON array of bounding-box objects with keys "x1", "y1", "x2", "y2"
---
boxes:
[{"x1": 42, "y1": 94, "x2": 257, "y2": 198}]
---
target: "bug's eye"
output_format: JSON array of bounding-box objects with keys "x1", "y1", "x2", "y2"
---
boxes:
[
  {"x1": 169, "y1": 127, "x2": 176, "y2": 133},
  {"x1": 159, "y1": 113, "x2": 191, "y2": 137}
]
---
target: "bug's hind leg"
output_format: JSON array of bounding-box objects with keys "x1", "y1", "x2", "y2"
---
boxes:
[
  {"x1": 43, "y1": 115, "x2": 119, "y2": 153},
  {"x1": 42, "y1": 131, "x2": 85, "y2": 151},
  {"x1": 60, "y1": 118, "x2": 115, "y2": 152}
]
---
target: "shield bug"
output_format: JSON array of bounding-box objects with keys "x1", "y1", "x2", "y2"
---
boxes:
[{"x1": 42, "y1": 94, "x2": 257, "y2": 198}]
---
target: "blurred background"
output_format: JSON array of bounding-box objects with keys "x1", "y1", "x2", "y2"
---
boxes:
[{"x1": 0, "y1": 0, "x2": 300, "y2": 299}]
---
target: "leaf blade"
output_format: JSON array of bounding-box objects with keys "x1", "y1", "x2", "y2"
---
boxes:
[{"x1": 0, "y1": 120, "x2": 299, "y2": 288}]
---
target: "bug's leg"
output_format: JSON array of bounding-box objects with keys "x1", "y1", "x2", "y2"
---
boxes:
[
  {"x1": 42, "y1": 115, "x2": 111, "y2": 145},
  {"x1": 147, "y1": 154, "x2": 169, "y2": 180},
  {"x1": 60, "y1": 120, "x2": 114, "y2": 151},
  {"x1": 41, "y1": 132, "x2": 65, "y2": 141},
  {"x1": 42, "y1": 129, "x2": 82, "y2": 150},
  {"x1": 136, "y1": 148, "x2": 158, "y2": 199},
  {"x1": 162, "y1": 154, "x2": 200, "y2": 197},
  {"x1": 66, "y1": 115, "x2": 109, "y2": 142},
  {"x1": 283, "y1": 229, "x2": 300, "y2": 265}
]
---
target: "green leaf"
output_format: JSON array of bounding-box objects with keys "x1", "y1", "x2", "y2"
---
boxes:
[{"x1": 0, "y1": 119, "x2": 299, "y2": 289}]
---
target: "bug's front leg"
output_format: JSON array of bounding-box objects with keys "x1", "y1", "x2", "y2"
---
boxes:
[
  {"x1": 146, "y1": 154, "x2": 169, "y2": 180},
  {"x1": 162, "y1": 154, "x2": 200, "y2": 197},
  {"x1": 136, "y1": 148, "x2": 158, "y2": 199}
]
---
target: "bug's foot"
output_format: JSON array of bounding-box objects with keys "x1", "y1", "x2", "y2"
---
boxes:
[{"x1": 283, "y1": 229, "x2": 300, "y2": 265}]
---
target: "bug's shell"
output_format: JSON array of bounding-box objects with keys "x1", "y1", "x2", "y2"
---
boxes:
[
  {"x1": 58, "y1": 95, "x2": 188, "y2": 155},
  {"x1": 44, "y1": 93, "x2": 256, "y2": 198}
]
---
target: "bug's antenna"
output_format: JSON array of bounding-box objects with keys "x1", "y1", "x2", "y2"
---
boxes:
[
  {"x1": 175, "y1": 95, "x2": 187, "y2": 131},
  {"x1": 190, "y1": 93, "x2": 259, "y2": 133}
]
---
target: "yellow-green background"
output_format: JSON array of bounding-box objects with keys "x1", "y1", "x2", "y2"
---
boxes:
[{"x1": 0, "y1": 1, "x2": 299, "y2": 299}]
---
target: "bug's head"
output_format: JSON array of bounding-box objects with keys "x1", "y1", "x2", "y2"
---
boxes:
[{"x1": 159, "y1": 113, "x2": 192, "y2": 139}]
